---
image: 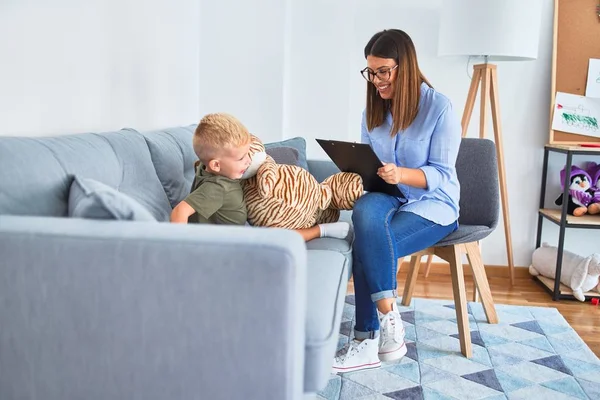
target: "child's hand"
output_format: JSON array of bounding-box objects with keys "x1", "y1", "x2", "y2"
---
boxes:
[{"x1": 377, "y1": 163, "x2": 403, "y2": 185}]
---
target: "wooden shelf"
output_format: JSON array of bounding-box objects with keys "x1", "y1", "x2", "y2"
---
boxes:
[
  {"x1": 537, "y1": 139, "x2": 600, "y2": 300},
  {"x1": 539, "y1": 208, "x2": 600, "y2": 228},
  {"x1": 534, "y1": 275, "x2": 600, "y2": 300},
  {"x1": 546, "y1": 144, "x2": 600, "y2": 153}
]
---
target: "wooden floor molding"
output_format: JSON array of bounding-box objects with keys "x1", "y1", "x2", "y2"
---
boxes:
[{"x1": 347, "y1": 270, "x2": 600, "y2": 356}]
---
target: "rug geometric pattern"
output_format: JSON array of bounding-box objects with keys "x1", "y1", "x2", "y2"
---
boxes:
[{"x1": 317, "y1": 296, "x2": 600, "y2": 399}]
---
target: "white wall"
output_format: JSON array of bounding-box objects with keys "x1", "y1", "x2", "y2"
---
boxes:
[
  {"x1": 0, "y1": 0, "x2": 285, "y2": 142},
  {"x1": 283, "y1": 0, "x2": 597, "y2": 268},
  {"x1": 0, "y1": 0, "x2": 595, "y2": 267},
  {"x1": 0, "y1": 0, "x2": 200, "y2": 136},
  {"x1": 198, "y1": 0, "x2": 287, "y2": 144}
]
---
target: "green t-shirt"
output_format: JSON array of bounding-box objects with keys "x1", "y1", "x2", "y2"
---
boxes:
[{"x1": 184, "y1": 164, "x2": 247, "y2": 225}]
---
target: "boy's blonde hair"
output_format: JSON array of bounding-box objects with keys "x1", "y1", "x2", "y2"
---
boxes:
[{"x1": 193, "y1": 113, "x2": 251, "y2": 162}]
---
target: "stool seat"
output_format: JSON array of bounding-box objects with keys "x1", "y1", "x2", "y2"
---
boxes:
[{"x1": 437, "y1": 225, "x2": 493, "y2": 247}]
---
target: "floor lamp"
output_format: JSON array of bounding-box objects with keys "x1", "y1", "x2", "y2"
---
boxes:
[{"x1": 424, "y1": 0, "x2": 543, "y2": 286}]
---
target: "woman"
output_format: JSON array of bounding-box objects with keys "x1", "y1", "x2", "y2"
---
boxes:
[{"x1": 332, "y1": 29, "x2": 461, "y2": 373}]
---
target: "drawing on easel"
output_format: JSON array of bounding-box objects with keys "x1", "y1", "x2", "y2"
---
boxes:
[{"x1": 552, "y1": 92, "x2": 600, "y2": 138}]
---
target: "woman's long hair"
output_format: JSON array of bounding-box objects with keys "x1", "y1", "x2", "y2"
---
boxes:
[{"x1": 364, "y1": 29, "x2": 432, "y2": 136}]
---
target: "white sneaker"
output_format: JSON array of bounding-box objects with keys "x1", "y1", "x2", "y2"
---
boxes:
[
  {"x1": 377, "y1": 301, "x2": 407, "y2": 362},
  {"x1": 332, "y1": 338, "x2": 381, "y2": 374}
]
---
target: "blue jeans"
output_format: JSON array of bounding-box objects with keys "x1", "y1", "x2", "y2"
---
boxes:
[{"x1": 351, "y1": 193, "x2": 458, "y2": 340}]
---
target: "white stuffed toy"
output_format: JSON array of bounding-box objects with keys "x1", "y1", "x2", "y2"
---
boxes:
[{"x1": 529, "y1": 242, "x2": 600, "y2": 301}]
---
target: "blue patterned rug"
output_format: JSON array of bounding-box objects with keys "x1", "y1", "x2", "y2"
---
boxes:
[{"x1": 318, "y1": 296, "x2": 600, "y2": 399}]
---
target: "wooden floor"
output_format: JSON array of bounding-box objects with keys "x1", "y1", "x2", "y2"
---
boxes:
[{"x1": 347, "y1": 269, "x2": 600, "y2": 356}]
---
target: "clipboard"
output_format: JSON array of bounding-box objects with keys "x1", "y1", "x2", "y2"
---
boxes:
[{"x1": 316, "y1": 139, "x2": 406, "y2": 200}]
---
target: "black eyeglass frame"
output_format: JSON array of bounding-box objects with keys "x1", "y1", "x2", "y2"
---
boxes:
[{"x1": 360, "y1": 65, "x2": 398, "y2": 82}]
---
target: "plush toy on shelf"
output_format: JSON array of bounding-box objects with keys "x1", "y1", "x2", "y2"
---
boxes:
[
  {"x1": 529, "y1": 242, "x2": 600, "y2": 301},
  {"x1": 586, "y1": 161, "x2": 600, "y2": 215},
  {"x1": 554, "y1": 165, "x2": 594, "y2": 216}
]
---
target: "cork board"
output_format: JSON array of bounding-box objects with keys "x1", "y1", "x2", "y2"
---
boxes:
[{"x1": 549, "y1": 0, "x2": 600, "y2": 144}]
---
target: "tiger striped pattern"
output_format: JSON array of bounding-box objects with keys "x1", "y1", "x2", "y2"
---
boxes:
[
  {"x1": 243, "y1": 159, "x2": 332, "y2": 229},
  {"x1": 248, "y1": 134, "x2": 266, "y2": 156},
  {"x1": 241, "y1": 134, "x2": 364, "y2": 229},
  {"x1": 315, "y1": 208, "x2": 340, "y2": 225},
  {"x1": 323, "y1": 172, "x2": 364, "y2": 210}
]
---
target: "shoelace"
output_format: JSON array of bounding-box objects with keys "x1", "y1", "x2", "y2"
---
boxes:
[
  {"x1": 380, "y1": 313, "x2": 400, "y2": 342},
  {"x1": 334, "y1": 340, "x2": 362, "y2": 363}
]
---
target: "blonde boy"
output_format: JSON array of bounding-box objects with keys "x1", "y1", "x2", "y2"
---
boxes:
[{"x1": 170, "y1": 113, "x2": 251, "y2": 225}]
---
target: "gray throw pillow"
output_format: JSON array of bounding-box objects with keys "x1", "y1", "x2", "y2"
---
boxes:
[
  {"x1": 68, "y1": 176, "x2": 156, "y2": 221},
  {"x1": 265, "y1": 146, "x2": 300, "y2": 167},
  {"x1": 264, "y1": 137, "x2": 308, "y2": 170}
]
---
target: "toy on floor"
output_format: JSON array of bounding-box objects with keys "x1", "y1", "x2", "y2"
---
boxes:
[
  {"x1": 241, "y1": 135, "x2": 364, "y2": 229},
  {"x1": 554, "y1": 165, "x2": 594, "y2": 216},
  {"x1": 586, "y1": 161, "x2": 600, "y2": 215},
  {"x1": 529, "y1": 242, "x2": 600, "y2": 301}
]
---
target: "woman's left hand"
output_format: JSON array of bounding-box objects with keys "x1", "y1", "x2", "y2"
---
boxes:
[{"x1": 377, "y1": 163, "x2": 403, "y2": 185}]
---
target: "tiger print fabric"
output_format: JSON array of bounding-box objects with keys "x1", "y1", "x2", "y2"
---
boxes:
[
  {"x1": 315, "y1": 208, "x2": 340, "y2": 225},
  {"x1": 242, "y1": 135, "x2": 364, "y2": 229},
  {"x1": 243, "y1": 157, "x2": 333, "y2": 229},
  {"x1": 323, "y1": 172, "x2": 363, "y2": 210},
  {"x1": 314, "y1": 173, "x2": 363, "y2": 225}
]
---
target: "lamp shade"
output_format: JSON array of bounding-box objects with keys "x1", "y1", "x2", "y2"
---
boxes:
[{"x1": 438, "y1": 0, "x2": 543, "y2": 61}]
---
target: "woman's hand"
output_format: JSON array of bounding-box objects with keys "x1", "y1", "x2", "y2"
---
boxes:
[{"x1": 377, "y1": 163, "x2": 403, "y2": 185}]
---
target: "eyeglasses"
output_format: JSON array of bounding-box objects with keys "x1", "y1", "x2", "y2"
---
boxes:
[{"x1": 360, "y1": 65, "x2": 398, "y2": 82}]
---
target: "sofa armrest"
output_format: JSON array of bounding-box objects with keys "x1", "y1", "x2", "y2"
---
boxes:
[
  {"x1": 307, "y1": 159, "x2": 340, "y2": 183},
  {"x1": 0, "y1": 215, "x2": 306, "y2": 400}
]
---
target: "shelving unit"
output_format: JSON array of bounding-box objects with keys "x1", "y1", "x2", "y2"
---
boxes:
[{"x1": 535, "y1": 144, "x2": 600, "y2": 301}]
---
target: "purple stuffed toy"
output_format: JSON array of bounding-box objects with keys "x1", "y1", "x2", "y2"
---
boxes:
[
  {"x1": 586, "y1": 162, "x2": 600, "y2": 215},
  {"x1": 555, "y1": 165, "x2": 593, "y2": 216}
]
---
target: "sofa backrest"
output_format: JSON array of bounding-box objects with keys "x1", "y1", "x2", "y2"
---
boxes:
[
  {"x1": 0, "y1": 129, "x2": 173, "y2": 221},
  {"x1": 0, "y1": 123, "x2": 311, "y2": 223},
  {"x1": 139, "y1": 125, "x2": 198, "y2": 209},
  {"x1": 138, "y1": 126, "x2": 310, "y2": 210}
]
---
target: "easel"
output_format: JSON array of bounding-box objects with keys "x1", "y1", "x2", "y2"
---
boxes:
[
  {"x1": 422, "y1": 62, "x2": 515, "y2": 286},
  {"x1": 462, "y1": 62, "x2": 515, "y2": 285}
]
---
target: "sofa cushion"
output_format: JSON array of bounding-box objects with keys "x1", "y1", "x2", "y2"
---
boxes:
[
  {"x1": 305, "y1": 211, "x2": 353, "y2": 279},
  {"x1": 138, "y1": 126, "x2": 198, "y2": 209},
  {"x1": 305, "y1": 250, "x2": 349, "y2": 392},
  {"x1": 265, "y1": 137, "x2": 308, "y2": 170},
  {"x1": 68, "y1": 176, "x2": 156, "y2": 221},
  {"x1": 0, "y1": 130, "x2": 172, "y2": 221}
]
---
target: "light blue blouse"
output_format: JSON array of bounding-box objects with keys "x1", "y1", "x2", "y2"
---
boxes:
[{"x1": 360, "y1": 82, "x2": 461, "y2": 226}]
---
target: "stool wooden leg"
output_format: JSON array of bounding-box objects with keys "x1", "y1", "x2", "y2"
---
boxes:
[
  {"x1": 472, "y1": 242, "x2": 481, "y2": 302},
  {"x1": 437, "y1": 245, "x2": 472, "y2": 358},
  {"x1": 465, "y1": 242, "x2": 498, "y2": 324},
  {"x1": 401, "y1": 255, "x2": 422, "y2": 306},
  {"x1": 473, "y1": 286, "x2": 479, "y2": 303},
  {"x1": 423, "y1": 254, "x2": 434, "y2": 278}
]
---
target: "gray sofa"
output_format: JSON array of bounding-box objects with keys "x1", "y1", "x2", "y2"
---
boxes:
[{"x1": 0, "y1": 125, "x2": 351, "y2": 400}]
